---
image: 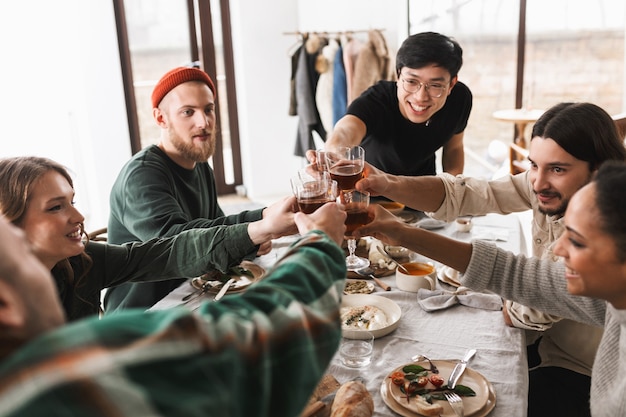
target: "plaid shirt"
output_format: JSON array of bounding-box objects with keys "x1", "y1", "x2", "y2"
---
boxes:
[{"x1": 0, "y1": 231, "x2": 346, "y2": 417}]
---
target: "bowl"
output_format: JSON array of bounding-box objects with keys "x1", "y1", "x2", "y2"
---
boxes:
[
  {"x1": 455, "y1": 217, "x2": 473, "y2": 233},
  {"x1": 376, "y1": 201, "x2": 405, "y2": 214},
  {"x1": 396, "y1": 261, "x2": 436, "y2": 292},
  {"x1": 340, "y1": 294, "x2": 402, "y2": 339}
]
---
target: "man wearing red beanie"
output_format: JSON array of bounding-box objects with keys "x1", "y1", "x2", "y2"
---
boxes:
[{"x1": 105, "y1": 66, "x2": 297, "y2": 311}]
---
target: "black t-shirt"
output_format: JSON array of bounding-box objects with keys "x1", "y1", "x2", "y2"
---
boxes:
[{"x1": 347, "y1": 80, "x2": 472, "y2": 176}]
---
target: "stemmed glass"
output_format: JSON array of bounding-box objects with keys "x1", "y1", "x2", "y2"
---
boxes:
[
  {"x1": 290, "y1": 170, "x2": 338, "y2": 214},
  {"x1": 340, "y1": 189, "x2": 371, "y2": 271},
  {"x1": 325, "y1": 146, "x2": 365, "y2": 191}
]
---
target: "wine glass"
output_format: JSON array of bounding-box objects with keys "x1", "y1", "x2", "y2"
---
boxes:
[
  {"x1": 325, "y1": 146, "x2": 365, "y2": 191},
  {"x1": 340, "y1": 189, "x2": 371, "y2": 271},
  {"x1": 290, "y1": 170, "x2": 338, "y2": 214}
]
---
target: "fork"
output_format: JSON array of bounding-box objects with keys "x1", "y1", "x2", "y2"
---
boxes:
[{"x1": 444, "y1": 391, "x2": 464, "y2": 417}]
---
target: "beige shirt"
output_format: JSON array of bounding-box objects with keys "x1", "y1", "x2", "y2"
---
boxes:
[{"x1": 428, "y1": 171, "x2": 602, "y2": 376}]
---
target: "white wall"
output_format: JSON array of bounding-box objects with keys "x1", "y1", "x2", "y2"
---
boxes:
[
  {"x1": 231, "y1": 0, "x2": 408, "y2": 203},
  {"x1": 1, "y1": 1, "x2": 130, "y2": 229}
]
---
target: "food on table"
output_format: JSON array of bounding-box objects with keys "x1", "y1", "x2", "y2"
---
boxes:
[
  {"x1": 330, "y1": 380, "x2": 374, "y2": 417},
  {"x1": 340, "y1": 305, "x2": 388, "y2": 331},
  {"x1": 387, "y1": 363, "x2": 477, "y2": 416},
  {"x1": 343, "y1": 280, "x2": 374, "y2": 294}
]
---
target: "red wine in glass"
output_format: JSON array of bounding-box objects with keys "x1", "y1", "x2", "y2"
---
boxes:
[
  {"x1": 329, "y1": 162, "x2": 363, "y2": 190},
  {"x1": 344, "y1": 203, "x2": 370, "y2": 237},
  {"x1": 297, "y1": 192, "x2": 329, "y2": 214}
]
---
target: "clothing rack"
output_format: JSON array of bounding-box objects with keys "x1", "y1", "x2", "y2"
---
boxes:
[{"x1": 283, "y1": 28, "x2": 384, "y2": 36}]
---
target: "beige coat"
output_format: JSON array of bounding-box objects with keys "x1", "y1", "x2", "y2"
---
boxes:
[
  {"x1": 429, "y1": 171, "x2": 603, "y2": 376},
  {"x1": 349, "y1": 30, "x2": 395, "y2": 103}
]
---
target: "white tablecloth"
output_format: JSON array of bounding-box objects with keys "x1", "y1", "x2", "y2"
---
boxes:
[{"x1": 151, "y1": 213, "x2": 529, "y2": 416}]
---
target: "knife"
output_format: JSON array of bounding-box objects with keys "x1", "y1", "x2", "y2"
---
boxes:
[
  {"x1": 214, "y1": 278, "x2": 236, "y2": 301},
  {"x1": 447, "y1": 348, "x2": 476, "y2": 389}
]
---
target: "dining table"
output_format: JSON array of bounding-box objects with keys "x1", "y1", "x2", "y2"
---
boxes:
[{"x1": 151, "y1": 211, "x2": 530, "y2": 417}]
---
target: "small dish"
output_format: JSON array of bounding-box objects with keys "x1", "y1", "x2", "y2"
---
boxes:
[
  {"x1": 417, "y1": 217, "x2": 447, "y2": 230},
  {"x1": 343, "y1": 279, "x2": 375, "y2": 294},
  {"x1": 376, "y1": 201, "x2": 405, "y2": 215},
  {"x1": 384, "y1": 245, "x2": 410, "y2": 259},
  {"x1": 455, "y1": 217, "x2": 473, "y2": 233},
  {"x1": 437, "y1": 266, "x2": 462, "y2": 287},
  {"x1": 340, "y1": 294, "x2": 402, "y2": 339}
]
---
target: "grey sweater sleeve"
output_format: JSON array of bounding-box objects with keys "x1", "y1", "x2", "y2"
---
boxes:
[{"x1": 463, "y1": 240, "x2": 605, "y2": 327}]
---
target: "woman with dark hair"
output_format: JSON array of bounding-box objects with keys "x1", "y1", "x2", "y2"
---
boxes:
[
  {"x1": 0, "y1": 156, "x2": 298, "y2": 320},
  {"x1": 355, "y1": 160, "x2": 626, "y2": 416}
]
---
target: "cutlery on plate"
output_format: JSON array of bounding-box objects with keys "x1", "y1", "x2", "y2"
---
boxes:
[
  {"x1": 182, "y1": 280, "x2": 213, "y2": 303},
  {"x1": 354, "y1": 266, "x2": 391, "y2": 291},
  {"x1": 444, "y1": 391, "x2": 464, "y2": 417},
  {"x1": 411, "y1": 354, "x2": 439, "y2": 374},
  {"x1": 447, "y1": 348, "x2": 476, "y2": 389},
  {"x1": 213, "y1": 278, "x2": 236, "y2": 301}
]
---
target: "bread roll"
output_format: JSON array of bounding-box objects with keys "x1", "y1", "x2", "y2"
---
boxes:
[{"x1": 330, "y1": 381, "x2": 374, "y2": 417}]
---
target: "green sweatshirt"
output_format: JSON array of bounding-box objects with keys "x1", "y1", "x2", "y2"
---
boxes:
[{"x1": 106, "y1": 145, "x2": 264, "y2": 312}]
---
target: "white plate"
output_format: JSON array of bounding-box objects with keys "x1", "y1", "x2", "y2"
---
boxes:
[
  {"x1": 437, "y1": 266, "x2": 461, "y2": 287},
  {"x1": 417, "y1": 218, "x2": 448, "y2": 230},
  {"x1": 341, "y1": 294, "x2": 402, "y2": 339},
  {"x1": 191, "y1": 261, "x2": 265, "y2": 294},
  {"x1": 381, "y1": 360, "x2": 496, "y2": 417}
]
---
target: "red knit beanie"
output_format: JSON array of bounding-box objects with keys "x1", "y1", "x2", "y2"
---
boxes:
[{"x1": 151, "y1": 67, "x2": 216, "y2": 108}]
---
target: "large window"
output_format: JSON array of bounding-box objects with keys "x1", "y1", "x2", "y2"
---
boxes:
[
  {"x1": 409, "y1": 0, "x2": 625, "y2": 176},
  {"x1": 114, "y1": 0, "x2": 241, "y2": 193}
]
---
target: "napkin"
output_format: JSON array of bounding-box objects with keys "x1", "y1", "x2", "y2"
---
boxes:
[
  {"x1": 417, "y1": 287, "x2": 503, "y2": 312},
  {"x1": 471, "y1": 226, "x2": 509, "y2": 242}
]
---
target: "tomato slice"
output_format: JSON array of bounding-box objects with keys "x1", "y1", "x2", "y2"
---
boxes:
[
  {"x1": 389, "y1": 371, "x2": 405, "y2": 386},
  {"x1": 429, "y1": 374, "x2": 445, "y2": 387}
]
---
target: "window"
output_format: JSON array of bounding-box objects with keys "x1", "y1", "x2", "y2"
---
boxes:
[
  {"x1": 409, "y1": 0, "x2": 625, "y2": 176},
  {"x1": 114, "y1": 0, "x2": 242, "y2": 193}
]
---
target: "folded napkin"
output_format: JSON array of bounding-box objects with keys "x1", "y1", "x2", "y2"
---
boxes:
[
  {"x1": 471, "y1": 226, "x2": 509, "y2": 242},
  {"x1": 417, "y1": 287, "x2": 503, "y2": 312}
]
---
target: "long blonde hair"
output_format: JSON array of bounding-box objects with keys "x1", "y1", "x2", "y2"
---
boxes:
[{"x1": 0, "y1": 157, "x2": 93, "y2": 299}]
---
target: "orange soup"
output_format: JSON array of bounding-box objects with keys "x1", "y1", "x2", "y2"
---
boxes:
[{"x1": 400, "y1": 262, "x2": 435, "y2": 276}]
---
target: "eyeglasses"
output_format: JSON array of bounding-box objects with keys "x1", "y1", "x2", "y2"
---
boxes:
[{"x1": 399, "y1": 76, "x2": 448, "y2": 98}]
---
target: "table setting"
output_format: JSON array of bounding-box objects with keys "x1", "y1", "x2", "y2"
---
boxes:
[{"x1": 151, "y1": 146, "x2": 529, "y2": 416}]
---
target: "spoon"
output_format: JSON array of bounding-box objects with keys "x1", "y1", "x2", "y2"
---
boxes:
[
  {"x1": 354, "y1": 266, "x2": 391, "y2": 291},
  {"x1": 376, "y1": 246, "x2": 410, "y2": 274},
  {"x1": 411, "y1": 354, "x2": 440, "y2": 374}
]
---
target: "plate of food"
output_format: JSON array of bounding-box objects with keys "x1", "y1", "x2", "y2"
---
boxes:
[
  {"x1": 380, "y1": 360, "x2": 496, "y2": 417},
  {"x1": 437, "y1": 266, "x2": 462, "y2": 287},
  {"x1": 191, "y1": 261, "x2": 265, "y2": 294},
  {"x1": 340, "y1": 294, "x2": 402, "y2": 339},
  {"x1": 376, "y1": 200, "x2": 406, "y2": 215},
  {"x1": 343, "y1": 279, "x2": 375, "y2": 295}
]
